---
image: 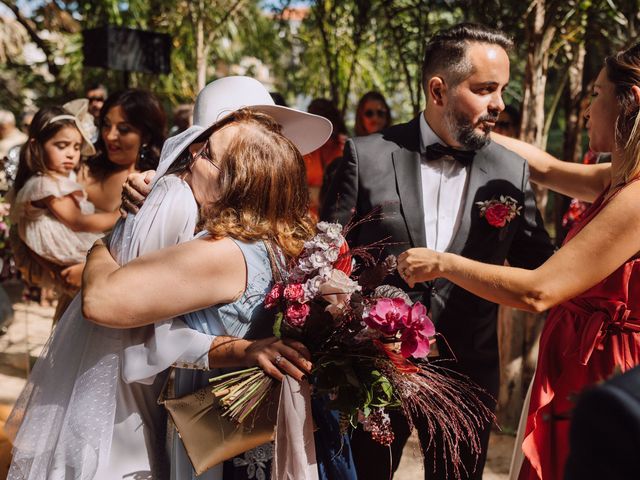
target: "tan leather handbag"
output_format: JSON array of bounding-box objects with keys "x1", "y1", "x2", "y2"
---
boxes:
[{"x1": 160, "y1": 380, "x2": 280, "y2": 475}]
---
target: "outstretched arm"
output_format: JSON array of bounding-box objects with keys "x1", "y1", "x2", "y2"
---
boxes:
[
  {"x1": 492, "y1": 133, "x2": 611, "y2": 202},
  {"x1": 398, "y1": 181, "x2": 640, "y2": 312},
  {"x1": 82, "y1": 236, "x2": 246, "y2": 327},
  {"x1": 46, "y1": 195, "x2": 119, "y2": 232}
]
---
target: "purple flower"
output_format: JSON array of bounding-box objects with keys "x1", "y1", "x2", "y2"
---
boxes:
[
  {"x1": 365, "y1": 298, "x2": 410, "y2": 336},
  {"x1": 399, "y1": 302, "x2": 435, "y2": 358}
]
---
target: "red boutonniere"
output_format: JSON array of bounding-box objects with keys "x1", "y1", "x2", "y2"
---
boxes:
[{"x1": 476, "y1": 196, "x2": 522, "y2": 228}]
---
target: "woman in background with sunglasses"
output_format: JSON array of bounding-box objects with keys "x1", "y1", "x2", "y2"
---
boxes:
[
  {"x1": 354, "y1": 91, "x2": 392, "y2": 136},
  {"x1": 303, "y1": 98, "x2": 349, "y2": 215},
  {"x1": 318, "y1": 92, "x2": 393, "y2": 211}
]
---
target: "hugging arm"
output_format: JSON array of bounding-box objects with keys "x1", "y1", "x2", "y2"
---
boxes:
[
  {"x1": 399, "y1": 182, "x2": 640, "y2": 312},
  {"x1": 82, "y1": 236, "x2": 246, "y2": 327},
  {"x1": 493, "y1": 133, "x2": 611, "y2": 202},
  {"x1": 82, "y1": 236, "x2": 313, "y2": 380},
  {"x1": 506, "y1": 160, "x2": 555, "y2": 269}
]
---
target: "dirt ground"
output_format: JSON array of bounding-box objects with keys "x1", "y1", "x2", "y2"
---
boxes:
[{"x1": 0, "y1": 280, "x2": 515, "y2": 479}]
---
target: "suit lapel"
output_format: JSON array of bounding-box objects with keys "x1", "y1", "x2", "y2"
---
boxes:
[
  {"x1": 392, "y1": 148, "x2": 427, "y2": 248},
  {"x1": 445, "y1": 147, "x2": 490, "y2": 255}
]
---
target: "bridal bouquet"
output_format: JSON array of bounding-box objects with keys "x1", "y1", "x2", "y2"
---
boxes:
[{"x1": 211, "y1": 222, "x2": 493, "y2": 475}]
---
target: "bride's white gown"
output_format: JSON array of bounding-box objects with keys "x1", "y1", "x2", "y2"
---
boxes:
[
  {"x1": 6, "y1": 175, "x2": 215, "y2": 480},
  {"x1": 508, "y1": 378, "x2": 533, "y2": 480}
]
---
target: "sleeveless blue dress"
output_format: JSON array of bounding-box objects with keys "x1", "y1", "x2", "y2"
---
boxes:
[{"x1": 170, "y1": 238, "x2": 357, "y2": 480}]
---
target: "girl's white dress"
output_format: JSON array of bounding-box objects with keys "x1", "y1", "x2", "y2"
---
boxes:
[
  {"x1": 10, "y1": 173, "x2": 101, "y2": 265},
  {"x1": 6, "y1": 175, "x2": 215, "y2": 480}
]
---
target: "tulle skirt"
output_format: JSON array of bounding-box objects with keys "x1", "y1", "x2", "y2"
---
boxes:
[{"x1": 5, "y1": 295, "x2": 169, "y2": 480}]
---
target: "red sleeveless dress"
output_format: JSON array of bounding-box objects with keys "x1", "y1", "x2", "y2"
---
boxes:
[{"x1": 519, "y1": 182, "x2": 640, "y2": 480}]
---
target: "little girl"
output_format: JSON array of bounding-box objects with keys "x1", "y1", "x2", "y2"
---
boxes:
[{"x1": 9, "y1": 105, "x2": 119, "y2": 273}]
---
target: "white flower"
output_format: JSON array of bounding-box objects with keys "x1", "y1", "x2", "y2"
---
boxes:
[
  {"x1": 316, "y1": 221, "x2": 331, "y2": 233},
  {"x1": 317, "y1": 266, "x2": 333, "y2": 279},
  {"x1": 303, "y1": 274, "x2": 324, "y2": 301},
  {"x1": 324, "y1": 246, "x2": 340, "y2": 262},
  {"x1": 295, "y1": 257, "x2": 316, "y2": 274},
  {"x1": 318, "y1": 269, "x2": 361, "y2": 317},
  {"x1": 309, "y1": 251, "x2": 330, "y2": 269},
  {"x1": 317, "y1": 222, "x2": 344, "y2": 242},
  {"x1": 305, "y1": 234, "x2": 332, "y2": 252}
]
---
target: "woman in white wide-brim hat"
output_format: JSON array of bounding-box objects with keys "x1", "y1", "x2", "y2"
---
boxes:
[{"x1": 6, "y1": 77, "x2": 336, "y2": 480}]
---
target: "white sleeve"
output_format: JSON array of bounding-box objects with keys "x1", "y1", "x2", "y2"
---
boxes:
[{"x1": 112, "y1": 176, "x2": 215, "y2": 384}]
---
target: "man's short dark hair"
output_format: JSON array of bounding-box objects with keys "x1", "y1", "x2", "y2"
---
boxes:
[
  {"x1": 421, "y1": 23, "x2": 513, "y2": 90},
  {"x1": 86, "y1": 83, "x2": 107, "y2": 95}
]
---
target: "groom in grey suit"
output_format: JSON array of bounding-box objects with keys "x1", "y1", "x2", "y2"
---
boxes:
[{"x1": 321, "y1": 23, "x2": 554, "y2": 479}]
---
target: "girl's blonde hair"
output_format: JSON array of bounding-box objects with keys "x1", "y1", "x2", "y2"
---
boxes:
[
  {"x1": 606, "y1": 43, "x2": 640, "y2": 185},
  {"x1": 199, "y1": 109, "x2": 315, "y2": 259},
  {"x1": 13, "y1": 106, "x2": 78, "y2": 193}
]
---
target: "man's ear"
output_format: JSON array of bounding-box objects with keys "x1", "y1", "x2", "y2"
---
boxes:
[
  {"x1": 632, "y1": 85, "x2": 640, "y2": 107},
  {"x1": 428, "y1": 76, "x2": 447, "y2": 106}
]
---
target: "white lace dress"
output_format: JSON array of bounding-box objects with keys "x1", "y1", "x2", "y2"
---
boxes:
[
  {"x1": 10, "y1": 173, "x2": 101, "y2": 265},
  {"x1": 6, "y1": 175, "x2": 215, "y2": 480}
]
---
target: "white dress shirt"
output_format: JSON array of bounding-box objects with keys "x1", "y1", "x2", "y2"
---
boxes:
[{"x1": 419, "y1": 113, "x2": 469, "y2": 252}]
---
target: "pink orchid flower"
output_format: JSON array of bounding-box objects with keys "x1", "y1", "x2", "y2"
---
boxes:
[
  {"x1": 365, "y1": 298, "x2": 410, "y2": 336},
  {"x1": 400, "y1": 302, "x2": 435, "y2": 358}
]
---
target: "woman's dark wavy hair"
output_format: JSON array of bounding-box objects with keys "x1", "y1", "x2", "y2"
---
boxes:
[
  {"x1": 354, "y1": 91, "x2": 392, "y2": 136},
  {"x1": 13, "y1": 106, "x2": 76, "y2": 193},
  {"x1": 86, "y1": 89, "x2": 167, "y2": 180}
]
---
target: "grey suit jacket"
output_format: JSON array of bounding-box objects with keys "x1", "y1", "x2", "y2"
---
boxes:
[{"x1": 321, "y1": 116, "x2": 554, "y2": 370}]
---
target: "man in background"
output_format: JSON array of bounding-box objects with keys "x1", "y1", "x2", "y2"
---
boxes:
[
  {"x1": 85, "y1": 83, "x2": 107, "y2": 120},
  {"x1": 0, "y1": 110, "x2": 27, "y2": 160}
]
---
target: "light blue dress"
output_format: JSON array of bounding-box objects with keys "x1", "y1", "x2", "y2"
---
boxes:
[{"x1": 171, "y1": 239, "x2": 276, "y2": 480}]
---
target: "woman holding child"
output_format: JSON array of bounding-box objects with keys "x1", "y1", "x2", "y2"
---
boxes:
[{"x1": 7, "y1": 77, "x2": 355, "y2": 480}]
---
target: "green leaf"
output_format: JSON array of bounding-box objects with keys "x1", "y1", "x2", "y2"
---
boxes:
[{"x1": 272, "y1": 312, "x2": 283, "y2": 338}]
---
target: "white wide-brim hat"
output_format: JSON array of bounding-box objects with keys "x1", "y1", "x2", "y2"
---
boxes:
[{"x1": 152, "y1": 76, "x2": 333, "y2": 185}]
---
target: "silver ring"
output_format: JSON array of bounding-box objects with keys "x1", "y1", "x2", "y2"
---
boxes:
[{"x1": 274, "y1": 354, "x2": 284, "y2": 365}]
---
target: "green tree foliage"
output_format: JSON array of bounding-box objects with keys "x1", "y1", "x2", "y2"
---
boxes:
[{"x1": 1, "y1": 0, "x2": 637, "y2": 131}]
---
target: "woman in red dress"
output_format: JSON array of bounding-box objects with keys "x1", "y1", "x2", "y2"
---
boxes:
[{"x1": 397, "y1": 43, "x2": 640, "y2": 479}]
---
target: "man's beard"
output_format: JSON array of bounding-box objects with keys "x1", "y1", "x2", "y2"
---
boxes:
[{"x1": 444, "y1": 106, "x2": 498, "y2": 151}]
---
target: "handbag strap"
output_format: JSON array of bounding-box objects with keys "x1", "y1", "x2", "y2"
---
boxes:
[
  {"x1": 157, "y1": 368, "x2": 174, "y2": 405},
  {"x1": 264, "y1": 240, "x2": 284, "y2": 284}
]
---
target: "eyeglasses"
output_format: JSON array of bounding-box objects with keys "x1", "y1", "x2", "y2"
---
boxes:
[
  {"x1": 363, "y1": 109, "x2": 387, "y2": 119},
  {"x1": 195, "y1": 141, "x2": 220, "y2": 171},
  {"x1": 87, "y1": 96, "x2": 105, "y2": 103}
]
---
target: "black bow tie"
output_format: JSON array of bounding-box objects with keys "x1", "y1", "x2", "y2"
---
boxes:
[{"x1": 424, "y1": 143, "x2": 475, "y2": 166}]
